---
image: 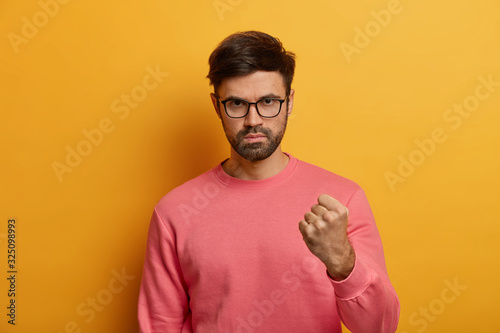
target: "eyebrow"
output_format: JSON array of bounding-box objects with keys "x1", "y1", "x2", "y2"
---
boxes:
[{"x1": 223, "y1": 93, "x2": 284, "y2": 100}]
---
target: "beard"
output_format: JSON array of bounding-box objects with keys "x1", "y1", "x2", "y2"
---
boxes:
[{"x1": 223, "y1": 116, "x2": 288, "y2": 162}]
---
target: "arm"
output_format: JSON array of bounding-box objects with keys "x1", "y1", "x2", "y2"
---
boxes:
[
  {"x1": 138, "y1": 208, "x2": 190, "y2": 333},
  {"x1": 299, "y1": 189, "x2": 400, "y2": 333}
]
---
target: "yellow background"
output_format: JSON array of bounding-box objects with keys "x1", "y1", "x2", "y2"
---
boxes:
[{"x1": 1, "y1": 0, "x2": 499, "y2": 332}]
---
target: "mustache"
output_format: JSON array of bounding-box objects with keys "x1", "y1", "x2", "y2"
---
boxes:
[{"x1": 238, "y1": 126, "x2": 272, "y2": 138}]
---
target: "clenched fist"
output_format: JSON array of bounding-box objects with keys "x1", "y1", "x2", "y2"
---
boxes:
[{"x1": 299, "y1": 194, "x2": 355, "y2": 281}]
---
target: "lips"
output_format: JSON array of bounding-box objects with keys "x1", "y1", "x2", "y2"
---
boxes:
[
  {"x1": 244, "y1": 133, "x2": 267, "y2": 142},
  {"x1": 245, "y1": 134, "x2": 266, "y2": 139}
]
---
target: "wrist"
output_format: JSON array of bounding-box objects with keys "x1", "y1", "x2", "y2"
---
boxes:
[{"x1": 326, "y1": 247, "x2": 356, "y2": 281}]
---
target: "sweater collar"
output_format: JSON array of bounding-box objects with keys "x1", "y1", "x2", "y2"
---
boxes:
[{"x1": 213, "y1": 153, "x2": 298, "y2": 189}]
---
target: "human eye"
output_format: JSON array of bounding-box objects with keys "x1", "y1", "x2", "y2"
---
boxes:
[
  {"x1": 227, "y1": 99, "x2": 247, "y2": 108},
  {"x1": 261, "y1": 98, "x2": 277, "y2": 106}
]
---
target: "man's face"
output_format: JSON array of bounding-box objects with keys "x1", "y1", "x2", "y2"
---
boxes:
[{"x1": 211, "y1": 71, "x2": 294, "y2": 162}]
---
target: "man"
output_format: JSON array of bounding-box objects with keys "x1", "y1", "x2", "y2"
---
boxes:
[{"x1": 138, "y1": 31, "x2": 400, "y2": 332}]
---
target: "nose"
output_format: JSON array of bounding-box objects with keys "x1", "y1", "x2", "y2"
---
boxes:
[{"x1": 244, "y1": 104, "x2": 264, "y2": 127}]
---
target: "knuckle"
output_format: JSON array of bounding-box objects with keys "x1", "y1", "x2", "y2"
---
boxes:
[
  {"x1": 316, "y1": 221, "x2": 329, "y2": 232},
  {"x1": 323, "y1": 211, "x2": 336, "y2": 223}
]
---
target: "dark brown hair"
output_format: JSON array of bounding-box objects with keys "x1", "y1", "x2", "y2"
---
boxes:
[{"x1": 207, "y1": 31, "x2": 296, "y2": 96}]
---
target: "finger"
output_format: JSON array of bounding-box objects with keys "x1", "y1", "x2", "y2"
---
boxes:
[
  {"x1": 318, "y1": 194, "x2": 348, "y2": 218},
  {"x1": 298, "y1": 220, "x2": 310, "y2": 235},
  {"x1": 317, "y1": 194, "x2": 340, "y2": 210},
  {"x1": 322, "y1": 210, "x2": 339, "y2": 224},
  {"x1": 304, "y1": 212, "x2": 317, "y2": 223},
  {"x1": 311, "y1": 204, "x2": 328, "y2": 217}
]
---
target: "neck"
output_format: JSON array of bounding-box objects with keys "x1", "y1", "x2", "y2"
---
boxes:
[{"x1": 222, "y1": 148, "x2": 290, "y2": 180}]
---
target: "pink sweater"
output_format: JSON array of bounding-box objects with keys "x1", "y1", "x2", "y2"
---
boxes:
[{"x1": 138, "y1": 154, "x2": 400, "y2": 332}]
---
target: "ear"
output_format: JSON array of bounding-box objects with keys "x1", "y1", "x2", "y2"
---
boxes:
[
  {"x1": 286, "y1": 89, "x2": 295, "y2": 116},
  {"x1": 210, "y1": 93, "x2": 222, "y2": 119}
]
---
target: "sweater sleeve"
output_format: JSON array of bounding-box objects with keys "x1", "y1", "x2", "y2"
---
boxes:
[
  {"x1": 329, "y1": 188, "x2": 400, "y2": 333},
  {"x1": 138, "y1": 207, "x2": 190, "y2": 333}
]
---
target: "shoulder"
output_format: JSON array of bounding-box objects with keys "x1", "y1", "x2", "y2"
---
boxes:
[
  {"x1": 155, "y1": 166, "x2": 220, "y2": 213},
  {"x1": 295, "y1": 158, "x2": 361, "y2": 191},
  {"x1": 290, "y1": 157, "x2": 372, "y2": 210},
  {"x1": 288, "y1": 156, "x2": 365, "y2": 204}
]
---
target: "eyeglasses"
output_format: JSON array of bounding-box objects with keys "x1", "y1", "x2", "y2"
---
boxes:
[{"x1": 217, "y1": 96, "x2": 287, "y2": 118}]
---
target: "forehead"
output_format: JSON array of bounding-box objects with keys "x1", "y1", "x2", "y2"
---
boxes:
[{"x1": 218, "y1": 71, "x2": 286, "y2": 99}]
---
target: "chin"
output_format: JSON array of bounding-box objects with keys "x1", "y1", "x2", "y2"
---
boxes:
[{"x1": 237, "y1": 146, "x2": 277, "y2": 162}]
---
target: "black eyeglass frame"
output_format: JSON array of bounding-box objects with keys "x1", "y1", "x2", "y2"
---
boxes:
[{"x1": 217, "y1": 96, "x2": 288, "y2": 119}]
